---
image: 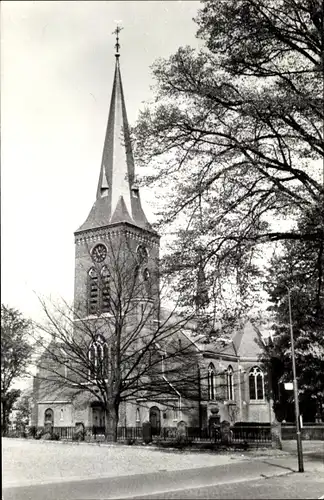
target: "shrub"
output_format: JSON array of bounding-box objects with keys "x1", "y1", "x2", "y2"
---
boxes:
[
  {"x1": 50, "y1": 432, "x2": 60, "y2": 441},
  {"x1": 41, "y1": 432, "x2": 52, "y2": 440},
  {"x1": 27, "y1": 426, "x2": 37, "y2": 439},
  {"x1": 72, "y1": 429, "x2": 85, "y2": 442},
  {"x1": 35, "y1": 429, "x2": 44, "y2": 440}
]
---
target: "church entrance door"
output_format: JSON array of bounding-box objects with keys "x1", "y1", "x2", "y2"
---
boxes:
[
  {"x1": 149, "y1": 406, "x2": 161, "y2": 435},
  {"x1": 91, "y1": 403, "x2": 105, "y2": 436}
]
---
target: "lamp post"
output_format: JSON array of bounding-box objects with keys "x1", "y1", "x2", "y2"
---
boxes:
[{"x1": 285, "y1": 285, "x2": 304, "y2": 473}]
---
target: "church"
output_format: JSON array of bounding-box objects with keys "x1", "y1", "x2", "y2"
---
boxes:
[{"x1": 32, "y1": 32, "x2": 273, "y2": 437}]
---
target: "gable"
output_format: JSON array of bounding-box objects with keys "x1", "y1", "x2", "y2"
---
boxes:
[{"x1": 232, "y1": 321, "x2": 264, "y2": 359}]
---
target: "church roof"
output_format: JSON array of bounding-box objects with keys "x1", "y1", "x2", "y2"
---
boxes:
[
  {"x1": 76, "y1": 53, "x2": 153, "y2": 234},
  {"x1": 232, "y1": 321, "x2": 265, "y2": 358}
]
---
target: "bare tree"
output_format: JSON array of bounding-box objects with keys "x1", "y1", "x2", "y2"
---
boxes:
[{"x1": 33, "y1": 232, "x2": 203, "y2": 442}]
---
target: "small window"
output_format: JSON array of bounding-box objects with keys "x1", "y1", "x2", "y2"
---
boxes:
[
  {"x1": 44, "y1": 408, "x2": 54, "y2": 426},
  {"x1": 227, "y1": 366, "x2": 234, "y2": 401},
  {"x1": 208, "y1": 363, "x2": 215, "y2": 400},
  {"x1": 60, "y1": 408, "x2": 64, "y2": 421},
  {"x1": 136, "y1": 408, "x2": 140, "y2": 422},
  {"x1": 173, "y1": 406, "x2": 179, "y2": 420}
]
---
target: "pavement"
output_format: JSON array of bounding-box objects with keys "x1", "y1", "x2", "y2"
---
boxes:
[{"x1": 2, "y1": 438, "x2": 323, "y2": 500}]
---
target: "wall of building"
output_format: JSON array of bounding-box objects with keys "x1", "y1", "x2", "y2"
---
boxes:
[
  {"x1": 74, "y1": 225, "x2": 160, "y2": 319},
  {"x1": 37, "y1": 403, "x2": 73, "y2": 427}
]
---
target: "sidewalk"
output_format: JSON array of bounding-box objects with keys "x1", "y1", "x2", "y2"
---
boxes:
[{"x1": 3, "y1": 456, "x2": 300, "y2": 500}]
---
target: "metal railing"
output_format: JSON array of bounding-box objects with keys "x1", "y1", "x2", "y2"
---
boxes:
[{"x1": 28, "y1": 424, "x2": 272, "y2": 444}]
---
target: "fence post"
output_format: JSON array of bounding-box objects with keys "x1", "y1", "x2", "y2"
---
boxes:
[
  {"x1": 220, "y1": 420, "x2": 231, "y2": 445},
  {"x1": 271, "y1": 418, "x2": 282, "y2": 449},
  {"x1": 142, "y1": 421, "x2": 152, "y2": 444}
]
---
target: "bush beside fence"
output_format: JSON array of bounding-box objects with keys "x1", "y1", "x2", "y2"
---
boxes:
[
  {"x1": 282, "y1": 423, "x2": 324, "y2": 440},
  {"x1": 9, "y1": 423, "x2": 274, "y2": 446}
]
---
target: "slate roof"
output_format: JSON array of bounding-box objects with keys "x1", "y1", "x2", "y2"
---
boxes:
[{"x1": 76, "y1": 56, "x2": 153, "y2": 234}]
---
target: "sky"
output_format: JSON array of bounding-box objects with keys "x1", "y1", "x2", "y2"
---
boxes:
[{"x1": 1, "y1": 0, "x2": 202, "y2": 321}]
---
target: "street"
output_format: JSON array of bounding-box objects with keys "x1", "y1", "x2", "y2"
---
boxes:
[
  {"x1": 121, "y1": 472, "x2": 324, "y2": 499},
  {"x1": 2, "y1": 439, "x2": 323, "y2": 500}
]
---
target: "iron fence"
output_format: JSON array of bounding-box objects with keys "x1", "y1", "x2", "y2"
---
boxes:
[
  {"x1": 29, "y1": 423, "x2": 272, "y2": 444},
  {"x1": 117, "y1": 426, "x2": 143, "y2": 440},
  {"x1": 231, "y1": 425, "x2": 271, "y2": 443}
]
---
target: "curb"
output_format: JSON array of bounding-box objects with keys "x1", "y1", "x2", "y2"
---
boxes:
[{"x1": 3, "y1": 437, "x2": 288, "y2": 458}]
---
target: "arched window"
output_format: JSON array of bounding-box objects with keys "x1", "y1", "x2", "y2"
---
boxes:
[
  {"x1": 137, "y1": 245, "x2": 149, "y2": 264},
  {"x1": 103, "y1": 343, "x2": 109, "y2": 378},
  {"x1": 143, "y1": 268, "x2": 150, "y2": 281},
  {"x1": 227, "y1": 365, "x2": 234, "y2": 401},
  {"x1": 143, "y1": 268, "x2": 151, "y2": 295},
  {"x1": 88, "y1": 268, "x2": 99, "y2": 315},
  {"x1": 208, "y1": 363, "x2": 215, "y2": 400},
  {"x1": 249, "y1": 366, "x2": 265, "y2": 400},
  {"x1": 44, "y1": 408, "x2": 54, "y2": 426},
  {"x1": 101, "y1": 266, "x2": 110, "y2": 313},
  {"x1": 89, "y1": 336, "x2": 109, "y2": 379}
]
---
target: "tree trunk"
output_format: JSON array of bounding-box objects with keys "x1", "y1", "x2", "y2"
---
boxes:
[
  {"x1": 2, "y1": 401, "x2": 8, "y2": 436},
  {"x1": 105, "y1": 403, "x2": 119, "y2": 442}
]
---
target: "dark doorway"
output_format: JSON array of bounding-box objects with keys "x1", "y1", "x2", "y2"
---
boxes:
[{"x1": 149, "y1": 406, "x2": 161, "y2": 435}]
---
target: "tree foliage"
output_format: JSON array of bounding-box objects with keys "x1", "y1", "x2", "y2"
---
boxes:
[
  {"x1": 134, "y1": 0, "x2": 323, "y2": 321},
  {"x1": 263, "y1": 201, "x2": 324, "y2": 421},
  {"x1": 1, "y1": 305, "x2": 33, "y2": 435}
]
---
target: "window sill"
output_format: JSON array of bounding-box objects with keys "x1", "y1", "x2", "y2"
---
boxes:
[
  {"x1": 249, "y1": 400, "x2": 266, "y2": 405},
  {"x1": 224, "y1": 400, "x2": 236, "y2": 405}
]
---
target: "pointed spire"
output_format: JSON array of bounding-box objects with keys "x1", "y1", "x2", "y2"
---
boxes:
[{"x1": 76, "y1": 28, "x2": 152, "y2": 234}]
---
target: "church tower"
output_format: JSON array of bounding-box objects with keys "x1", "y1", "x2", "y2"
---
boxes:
[{"x1": 74, "y1": 29, "x2": 160, "y2": 320}]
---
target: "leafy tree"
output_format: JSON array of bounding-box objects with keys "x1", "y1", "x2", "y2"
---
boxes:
[
  {"x1": 263, "y1": 200, "x2": 324, "y2": 421},
  {"x1": 1, "y1": 305, "x2": 33, "y2": 435},
  {"x1": 134, "y1": 0, "x2": 323, "y2": 322},
  {"x1": 15, "y1": 394, "x2": 32, "y2": 434}
]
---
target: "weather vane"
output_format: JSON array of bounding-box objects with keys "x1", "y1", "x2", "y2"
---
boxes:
[{"x1": 112, "y1": 23, "x2": 123, "y2": 57}]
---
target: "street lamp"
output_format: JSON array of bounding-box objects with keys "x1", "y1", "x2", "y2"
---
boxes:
[{"x1": 285, "y1": 284, "x2": 304, "y2": 473}]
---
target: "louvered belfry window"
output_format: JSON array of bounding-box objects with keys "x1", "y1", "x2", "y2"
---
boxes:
[
  {"x1": 101, "y1": 266, "x2": 110, "y2": 313},
  {"x1": 88, "y1": 266, "x2": 111, "y2": 315},
  {"x1": 89, "y1": 268, "x2": 99, "y2": 314}
]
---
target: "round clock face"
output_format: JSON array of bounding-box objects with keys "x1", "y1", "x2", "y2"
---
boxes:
[{"x1": 92, "y1": 244, "x2": 107, "y2": 263}]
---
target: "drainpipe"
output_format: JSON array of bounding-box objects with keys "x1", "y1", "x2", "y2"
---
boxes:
[
  {"x1": 161, "y1": 354, "x2": 182, "y2": 419},
  {"x1": 198, "y1": 366, "x2": 202, "y2": 430},
  {"x1": 237, "y1": 360, "x2": 242, "y2": 421}
]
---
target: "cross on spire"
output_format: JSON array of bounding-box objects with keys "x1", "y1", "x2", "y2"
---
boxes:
[{"x1": 113, "y1": 24, "x2": 123, "y2": 57}]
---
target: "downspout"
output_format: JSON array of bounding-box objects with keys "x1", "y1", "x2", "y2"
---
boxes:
[
  {"x1": 198, "y1": 366, "x2": 202, "y2": 430},
  {"x1": 237, "y1": 359, "x2": 242, "y2": 421},
  {"x1": 161, "y1": 354, "x2": 182, "y2": 419}
]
